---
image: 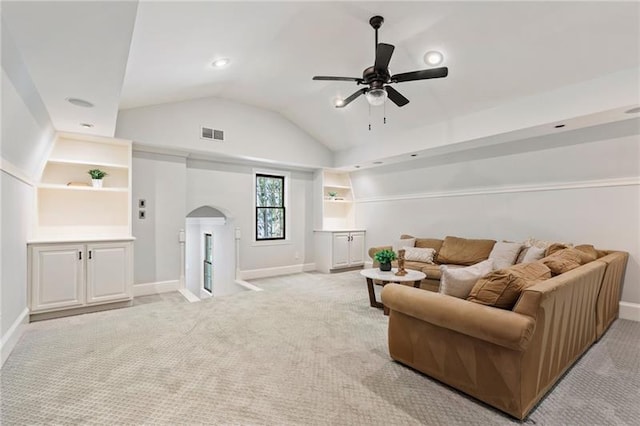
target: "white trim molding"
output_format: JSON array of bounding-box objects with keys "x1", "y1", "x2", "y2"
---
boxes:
[
  {"x1": 178, "y1": 288, "x2": 201, "y2": 303},
  {"x1": 355, "y1": 177, "x2": 640, "y2": 204},
  {"x1": 133, "y1": 280, "x2": 180, "y2": 297},
  {"x1": 238, "y1": 263, "x2": 316, "y2": 280},
  {"x1": 1, "y1": 308, "x2": 30, "y2": 367},
  {"x1": 619, "y1": 301, "x2": 640, "y2": 322},
  {"x1": 235, "y1": 279, "x2": 264, "y2": 292},
  {"x1": 0, "y1": 157, "x2": 35, "y2": 186}
]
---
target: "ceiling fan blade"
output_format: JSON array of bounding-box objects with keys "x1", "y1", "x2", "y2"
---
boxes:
[
  {"x1": 391, "y1": 67, "x2": 448, "y2": 83},
  {"x1": 384, "y1": 86, "x2": 409, "y2": 107},
  {"x1": 336, "y1": 88, "x2": 367, "y2": 108},
  {"x1": 374, "y1": 43, "x2": 395, "y2": 70},
  {"x1": 313, "y1": 76, "x2": 364, "y2": 83}
]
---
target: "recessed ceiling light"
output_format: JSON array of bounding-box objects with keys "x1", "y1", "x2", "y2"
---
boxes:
[
  {"x1": 212, "y1": 58, "x2": 230, "y2": 68},
  {"x1": 625, "y1": 106, "x2": 640, "y2": 114},
  {"x1": 80, "y1": 123, "x2": 94, "y2": 128},
  {"x1": 335, "y1": 98, "x2": 345, "y2": 107},
  {"x1": 555, "y1": 124, "x2": 565, "y2": 128},
  {"x1": 373, "y1": 161, "x2": 383, "y2": 165},
  {"x1": 423, "y1": 51, "x2": 444, "y2": 66},
  {"x1": 66, "y1": 97, "x2": 94, "y2": 108}
]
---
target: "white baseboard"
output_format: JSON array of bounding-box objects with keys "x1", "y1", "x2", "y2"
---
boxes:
[
  {"x1": 178, "y1": 288, "x2": 201, "y2": 303},
  {"x1": 238, "y1": 263, "x2": 316, "y2": 280},
  {"x1": 619, "y1": 301, "x2": 640, "y2": 322},
  {"x1": 133, "y1": 280, "x2": 180, "y2": 297},
  {"x1": 234, "y1": 279, "x2": 264, "y2": 292},
  {"x1": 1, "y1": 308, "x2": 30, "y2": 368}
]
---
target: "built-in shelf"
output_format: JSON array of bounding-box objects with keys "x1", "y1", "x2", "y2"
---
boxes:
[
  {"x1": 47, "y1": 158, "x2": 129, "y2": 169},
  {"x1": 33, "y1": 132, "x2": 132, "y2": 241},
  {"x1": 324, "y1": 199, "x2": 352, "y2": 204},
  {"x1": 324, "y1": 184, "x2": 351, "y2": 189},
  {"x1": 38, "y1": 183, "x2": 128, "y2": 192}
]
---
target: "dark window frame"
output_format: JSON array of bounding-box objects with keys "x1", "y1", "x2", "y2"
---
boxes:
[{"x1": 255, "y1": 173, "x2": 286, "y2": 241}]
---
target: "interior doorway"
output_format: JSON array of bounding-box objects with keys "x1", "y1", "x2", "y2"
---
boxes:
[{"x1": 185, "y1": 205, "x2": 236, "y2": 299}]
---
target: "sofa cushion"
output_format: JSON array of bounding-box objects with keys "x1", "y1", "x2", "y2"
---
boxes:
[
  {"x1": 402, "y1": 235, "x2": 444, "y2": 254},
  {"x1": 403, "y1": 247, "x2": 436, "y2": 263},
  {"x1": 575, "y1": 244, "x2": 598, "y2": 263},
  {"x1": 400, "y1": 260, "x2": 432, "y2": 272},
  {"x1": 393, "y1": 237, "x2": 416, "y2": 252},
  {"x1": 468, "y1": 262, "x2": 552, "y2": 309},
  {"x1": 439, "y1": 259, "x2": 495, "y2": 299},
  {"x1": 489, "y1": 241, "x2": 524, "y2": 269},
  {"x1": 545, "y1": 243, "x2": 570, "y2": 257},
  {"x1": 517, "y1": 246, "x2": 546, "y2": 263},
  {"x1": 436, "y1": 236, "x2": 496, "y2": 266},
  {"x1": 539, "y1": 248, "x2": 583, "y2": 275},
  {"x1": 420, "y1": 263, "x2": 463, "y2": 280}
]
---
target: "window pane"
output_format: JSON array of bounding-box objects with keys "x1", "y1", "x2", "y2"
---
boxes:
[
  {"x1": 256, "y1": 175, "x2": 283, "y2": 207},
  {"x1": 257, "y1": 208, "x2": 284, "y2": 239}
]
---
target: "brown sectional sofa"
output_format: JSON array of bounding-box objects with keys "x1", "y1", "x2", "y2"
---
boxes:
[{"x1": 369, "y1": 235, "x2": 628, "y2": 419}]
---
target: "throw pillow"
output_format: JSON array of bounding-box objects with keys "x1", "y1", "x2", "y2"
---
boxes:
[
  {"x1": 436, "y1": 236, "x2": 497, "y2": 266},
  {"x1": 545, "y1": 243, "x2": 569, "y2": 257},
  {"x1": 393, "y1": 237, "x2": 416, "y2": 252},
  {"x1": 439, "y1": 259, "x2": 494, "y2": 299},
  {"x1": 521, "y1": 246, "x2": 546, "y2": 263},
  {"x1": 539, "y1": 248, "x2": 583, "y2": 275},
  {"x1": 574, "y1": 244, "x2": 598, "y2": 263},
  {"x1": 403, "y1": 247, "x2": 436, "y2": 263},
  {"x1": 488, "y1": 241, "x2": 524, "y2": 269},
  {"x1": 467, "y1": 262, "x2": 551, "y2": 309}
]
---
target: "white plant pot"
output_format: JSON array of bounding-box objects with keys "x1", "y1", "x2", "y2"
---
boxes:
[{"x1": 92, "y1": 179, "x2": 103, "y2": 188}]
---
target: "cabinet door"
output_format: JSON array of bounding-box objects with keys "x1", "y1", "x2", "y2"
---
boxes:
[
  {"x1": 31, "y1": 244, "x2": 85, "y2": 312},
  {"x1": 349, "y1": 232, "x2": 365, "y2": 265},
  {"x1": 332, "y1": 233, "x2": 350, "y2": 268},
  {"x1": 86, "y1": 242, "x2": 132, "y2": 304}
]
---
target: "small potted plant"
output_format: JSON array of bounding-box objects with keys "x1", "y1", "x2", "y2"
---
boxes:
[
  {"x1": 374, "y1": 249, "x2": 397, "y2": 272},
  {"x1": 88, "y1": 169, "x2": 108, "y2": 188},
  {"x1": 327, "y1": 191, "x2": 338, "y2": 200}
]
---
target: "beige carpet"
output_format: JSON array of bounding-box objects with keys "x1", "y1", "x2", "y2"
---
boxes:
[{"x1": 1, "y1": 270, "x2": 639, "y2": 425}]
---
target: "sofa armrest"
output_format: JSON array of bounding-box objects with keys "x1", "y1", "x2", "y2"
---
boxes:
[
  {"x1": 368, "y1": 245, "x2": 393, "y2": 264},
  {"x1": 381, "y1": 284, "x2": 536, "y2": 351}
]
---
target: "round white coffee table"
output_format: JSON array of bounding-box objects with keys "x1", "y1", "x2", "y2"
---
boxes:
[{"x1": 360, "y1": 268, "x2": 426, "y2": 313}]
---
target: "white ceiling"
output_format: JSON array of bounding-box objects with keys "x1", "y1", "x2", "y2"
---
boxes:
[{"x1": 3, "y1": 1, "x2": 639, "y2": 162}]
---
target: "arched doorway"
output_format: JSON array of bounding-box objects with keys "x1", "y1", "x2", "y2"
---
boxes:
[{"x1": 185, "y1": 206, "x2": 236, "y2": 298}]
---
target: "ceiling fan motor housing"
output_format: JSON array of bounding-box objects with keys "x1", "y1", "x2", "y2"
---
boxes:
[{"x1": 363, "y1": 66, "x2": 390, "y2": 88}]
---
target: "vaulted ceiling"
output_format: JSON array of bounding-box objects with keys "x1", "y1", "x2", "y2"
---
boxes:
[{"x1": 3, "y1": 1, "x2": 639, "y2": 168}]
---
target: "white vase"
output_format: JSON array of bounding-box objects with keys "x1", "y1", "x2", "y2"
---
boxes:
[{"x1": 92, "y1": 179, "x2": 103, "y2": 188}]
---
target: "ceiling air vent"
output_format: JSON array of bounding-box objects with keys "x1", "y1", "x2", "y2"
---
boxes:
[{"x1": 200, "y1": 127, "x2": 224, "y2": 141}]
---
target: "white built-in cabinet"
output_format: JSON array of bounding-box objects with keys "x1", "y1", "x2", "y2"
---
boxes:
[
  {"x1": 29, "y1": 240, "x2": 133, "y2": 314},
  {"x1": 28, "y1": 132, "x2": 134, "y2": 319},
  {"x1": 314, "y1": 230, "x2": 366, "y2": 273},
  {"x1": 313, "y1": 170, "x2": 365, "y2": 273}
]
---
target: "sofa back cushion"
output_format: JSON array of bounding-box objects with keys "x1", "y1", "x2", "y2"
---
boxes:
[
  {"x1": 468, "y1": 262, "x2": 552, "y2": 309},
  {"x1": 436, "y1": 236, "x2": 496, "y2": 266},
  {"x1": 401, "y1": 235, "x2": 443, "y2": 255},
  {"x1": 540, "y1": 248, "x2": 586, "y2": 275}
]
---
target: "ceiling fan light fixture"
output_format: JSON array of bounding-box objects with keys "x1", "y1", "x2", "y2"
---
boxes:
[
  {"x1": 365, "y1": 88, "x2": 387, "y2": 106},
  {"x1": 212, "y1": 58, "x2": 230, "y2": 68},
  {"x1": 334, "y1": 98, "x2": 345, "y2": 107},
  {"x1": 423, "y1": 51, "x2": 444, "y2": 66}
]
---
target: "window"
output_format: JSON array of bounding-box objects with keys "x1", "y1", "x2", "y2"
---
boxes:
[
  {"x1": 203, "y1": 233, "x2": 212, "y2": 293},
  {"x1": 255, "y1": 173, "x2": 285, "y2": 240}
]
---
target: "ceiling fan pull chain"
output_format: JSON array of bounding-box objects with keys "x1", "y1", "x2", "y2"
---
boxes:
[
  {"x1": 384, "y1": 101, "x2": 387, "y2": 124},
  {"x1": 369, "y1": 103, "x2": 372, "y2": 131}
]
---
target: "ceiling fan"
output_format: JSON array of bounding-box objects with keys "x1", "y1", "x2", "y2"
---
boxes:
[{"x1": 313, "y1": 15, "x2": 448, "y2": 108}]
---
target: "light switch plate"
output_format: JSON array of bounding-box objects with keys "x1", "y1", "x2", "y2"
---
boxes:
[
  {"x1": 139, "y1": 210, "x2": 146, "y2": 219},
  {"x1": 138, "y1": 199, "x2": 146, "y2": 208}
]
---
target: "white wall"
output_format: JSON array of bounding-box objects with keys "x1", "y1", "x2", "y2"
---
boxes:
[
  {"x1": 186, "y1": 159, "x2": 315, "y2": 272},
  {"x1": 131, "y1": 152, "x2": 186, "y2": 285},
  {"x1": 1, "y1": 27, "x2": 55, "y2": 364},
  {"x1": 116, "y1": 96, "x2": 333, "y2": 169},
  {"x1": 351, "y1": 135, "x2": 640, "y2": 306}
]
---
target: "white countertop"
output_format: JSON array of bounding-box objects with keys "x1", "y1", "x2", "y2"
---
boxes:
[{"x1": 28, "y1": 236, "x2": 136, "y2": 244}]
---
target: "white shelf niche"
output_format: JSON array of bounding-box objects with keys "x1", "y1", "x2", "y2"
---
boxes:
[
  {"x1": 49, "y1": 135, "x2": 130, "y2": 168},
  {"x1": 41, "y1": 162, "x2": 128, "y2": 189}
]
